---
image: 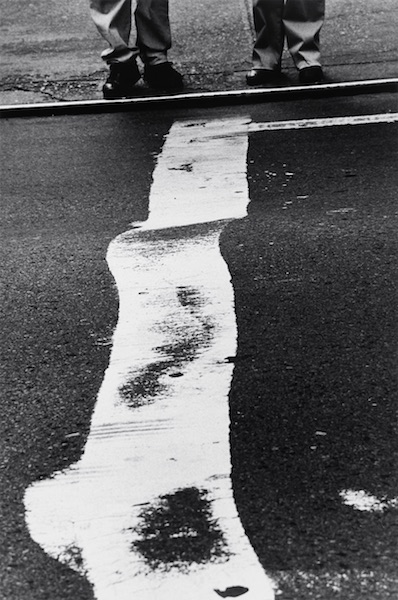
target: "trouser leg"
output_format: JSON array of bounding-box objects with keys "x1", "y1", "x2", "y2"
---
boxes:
[
  {"x1": 135, "y1": 0, "x2": 171, "y2": 65},
  {"x1": 252, "y1": 0, "x2": 284, "y2": 70},
  {"x1": 90, "y1": 0, "x2": 137, "y2": 63},
  {"x1": 283, "y1": 0, "x2": 325, "y2": 69},
  {"x1": 90, "y1": 0, "x2": 171, "y2": 65}
]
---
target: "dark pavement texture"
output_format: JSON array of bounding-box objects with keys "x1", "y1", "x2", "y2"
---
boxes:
[
  {"x1": 222, "y1": 116, "x2": 398, "y2": 599},
  {"x1": 1, "y1": 93, "x2": 397, "y2": 599}
]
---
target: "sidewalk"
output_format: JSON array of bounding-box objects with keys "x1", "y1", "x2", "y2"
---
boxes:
[{"x1": 0, "y1": 0, "x2": 397, "y2": 105}]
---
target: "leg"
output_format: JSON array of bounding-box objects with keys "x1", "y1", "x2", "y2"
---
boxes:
[
  {"x1": 90, "y1": 0, "x2": 142, "y2": 98},
  {"x1": 283, "y1": 0, "x2": 325, "y2": 70},
  {"x1": 135, "y1": 0, "x2": 171, "y2": 65},
  {"x1": 135, "y1": 0, "x2": 183, "y2": 89},
  {"x1": 90, "y1": 0, "x2": 137, "y2": 63},
  {"x1": 251, "y1": 0, "x2": 285, "y2": 71}
]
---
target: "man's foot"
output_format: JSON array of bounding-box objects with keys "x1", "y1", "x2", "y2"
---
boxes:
[
  {"x1": 246, "y1": 69, "x2": 281, "y2": 86},
  {"x1": 299, "y1": 66, "x2": 324, "y2": 84},
  {"x1": 103, "y1": 59, "x2": 141, "y2": 99},
  {"x1": 144, "y1": 63, "x2": 183, "y2": 90}
]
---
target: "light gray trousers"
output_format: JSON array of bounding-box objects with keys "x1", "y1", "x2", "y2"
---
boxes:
[
  {"x1": 90, "y1": 0, "x2": 171, "y2": 65},
  {"x1": 252, "y1": 0, "x2": 325, "y2": 70}
]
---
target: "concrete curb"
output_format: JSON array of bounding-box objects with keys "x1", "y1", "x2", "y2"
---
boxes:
[{"x1": 1, "y1": 78, "x2": 397, "y2": 119}]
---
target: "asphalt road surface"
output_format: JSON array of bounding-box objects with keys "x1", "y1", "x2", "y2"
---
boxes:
[{"x1": 1, "y1": 91, "x2": 397, "y2": 600}]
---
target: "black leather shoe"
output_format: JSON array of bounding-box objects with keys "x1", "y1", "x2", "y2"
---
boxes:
[
  {"x1": 103, "y1": 59, "x2": 141, "y2": 99},
  {"x1": 299, "y1": 66, "x2": 324, "y2": 84},
  {"x1": 144, "y1": 63, "x2": 183, "y2": 90},
  {"x1": 246, "y1": 69, "x2": 281, "y2": 86}
]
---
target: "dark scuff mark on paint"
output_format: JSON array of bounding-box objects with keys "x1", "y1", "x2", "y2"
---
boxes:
[
  {"x1": 58, "y1": 544, "x2": 87, "y2": 576},
  {"x1": 168, "y1": 162, "x2": 194, "y2": 172},
  {"x1": 119, "y1": 361, "x2": 169, "y2": 407},
  {"x1": 130, "y1": 487, "x2": 228, "y2": 571},
  {"x1": 119, "y1": 286, "x2": 215, "y2": 408},
  {"x1": 176, "y1": 285, "x2": 204, "y2": 309},
  {"x1": 215, "y1": 586, "x2": 250, "y2": 597}
]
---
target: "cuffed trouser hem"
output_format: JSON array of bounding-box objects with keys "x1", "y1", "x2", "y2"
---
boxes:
[
  {"x1": 100, "y1": 47, "x2": 168, "y2": 65},
  {"x1": 100, "y1": 47, "x2": 137, "y2": 63}
]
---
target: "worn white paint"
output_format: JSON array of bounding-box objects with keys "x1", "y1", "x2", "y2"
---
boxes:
[
  {"x1": 24, "y1": 117, "x2": 276, "y2": 600},
  {"x1": 196, "y1": 113, "x2": 398, "y2": 139},
  {"x1": 248, "y1": 112, "x2": 398, "y2": 132},
  {"x1": 135, "y1": 117, "x2": 251, "y2": 231}
]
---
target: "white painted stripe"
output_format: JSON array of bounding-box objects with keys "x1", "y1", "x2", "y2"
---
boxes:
[
  {"x1": 190, "y1": 113, "x2": 398, "y2": 142},
  {"x1": 150, "y1": 114, "x2": 398, "y2": 146},
  {"x1": 24, "y1": 117, "x2": 276, "y2": 600},
  {"x1": 135, "y1": 117, "x2": 251, "y2": 230},
  {"x1": 248, "y1": 112, "x2": 398, "y2": 133}
]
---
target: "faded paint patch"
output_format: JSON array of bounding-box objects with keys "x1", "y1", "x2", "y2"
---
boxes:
[{"x1": 340, "y1": 489, "x2": 398, "y2": 512}]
